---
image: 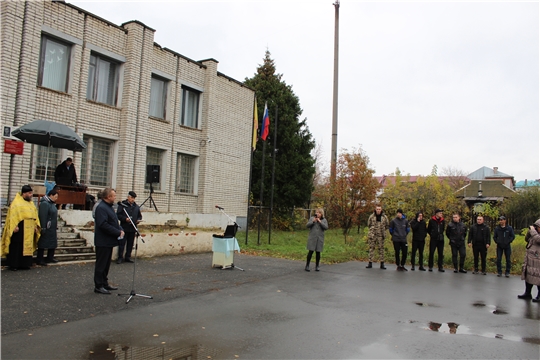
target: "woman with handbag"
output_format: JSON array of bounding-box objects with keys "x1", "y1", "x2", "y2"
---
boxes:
[{"x1": 37, "y1": 189, "x2": 59, "y2": 266}]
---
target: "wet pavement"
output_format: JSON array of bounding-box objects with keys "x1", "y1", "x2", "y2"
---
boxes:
[{"x1": 1, "y1": 254, "x2": 539, "y2": 359}]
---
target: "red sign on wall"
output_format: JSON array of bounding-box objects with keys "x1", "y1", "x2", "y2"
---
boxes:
[{"x1": 4, "y1": 139, "x2": 24, "y2": 155}]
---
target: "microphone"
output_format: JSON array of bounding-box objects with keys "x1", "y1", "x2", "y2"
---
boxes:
[
  {"x1": 117, "y1": 201, "x2": 128, "y2": 207},
  {"x1": 215, "y1": 205, "x2": 224, "y2": 210}
]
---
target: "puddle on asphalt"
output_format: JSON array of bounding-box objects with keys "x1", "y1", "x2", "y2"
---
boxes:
[
  {"x1": 424, "y1": 322, "x2": 540, "y2": 344},
  {"x1": 89, "y1": 343, "x2": 224, "y2": 360},
  {"x1": 471, "y1": 302, "x2": 509, "y2": 315},
  {"x1": 415, "y1": 302, "x2": 440, "y2": 308},
  {"x1": 472, "y1": 301, "x2": 486, "y2": 307}
]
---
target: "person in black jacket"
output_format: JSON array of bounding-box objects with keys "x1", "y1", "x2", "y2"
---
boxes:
[
  {"x1": 445, "y1": 213, "x2": 468, "y2": 273},
  {"x1": 389, "y1": 209, "x2": 410, "y2": 271},
  {"x1": 54, "y1": 157, "x2": 78, "y2": 186},
  {"x1": 468, "y1": 215, "x2": 491, "y2": 275},
  {"x1": 493, "y1": 216, "x2": 515, "y2": 277},
  {"x1": 116, "y1": 191, "x2": 142, "y2": 264},
  {"x1": 427, "y1": 209, "x2": 446, "y2": 272},
  {"x1": 93, "y1": 188, "x2": 123, "y2": 295},
  {"x1": 410, "y1": 212, "x2": 427, "y2": 271}
]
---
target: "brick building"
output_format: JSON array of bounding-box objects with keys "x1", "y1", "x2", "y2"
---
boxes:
[{"x1": 1, "y1": 0, "x2": 255, "y2": 216}]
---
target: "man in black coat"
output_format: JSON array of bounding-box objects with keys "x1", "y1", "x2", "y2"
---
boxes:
[
  {"x1": 446, "y1": 213, "x2": 468, "y2": 273},
  {"x1": 493, "y1": 215, "x2": 515, "y2": 277},
  {"x1": 410, "y1": 212, "x2": 427, "y2": 271},
  {"x1": 93, "y1": 188, "x2": 124, "y2": 294},
  {"x1": 54, "y1": 157, "x2": 78, "y2": 186},
  {"x1": 427, "y1": 209, "x2": 446, "y2": 272},
  {"x1": 468, "y1": 215, "x2": 491, "y2": 275},
  {"x1": 116, "y1": 191, "x2": 142, "y2": 264}
]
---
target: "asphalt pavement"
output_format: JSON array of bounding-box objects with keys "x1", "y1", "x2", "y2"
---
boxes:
[{"x1": 1, "y1": 253, "x2": 539, "y2": 359}]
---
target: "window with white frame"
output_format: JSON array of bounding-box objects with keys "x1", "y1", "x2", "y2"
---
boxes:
[
  {"x1": 38, "y1": 35, "x2": 71, "y2": 92},
  {"x1": 180, "y1": 86, "x2": 200, "y2": 128},
  {"x1": 145, "y1": 147, "x2": 165, "y2": 191},
  {"x1": 176, "y1": 153, "x2": 197, "y2": 194},
  {"x1": 30, "y1": 145, "x2": 61, "y2": 182},
  {"x1": 149, "y1": 75, "x2": 168, "y2": 119},
  {"x1": 86, "y1": 53, "x2": 119, "y2": 106},
  {"x1": 80, "y1": 135, "x2": 114, "y2": 186}
]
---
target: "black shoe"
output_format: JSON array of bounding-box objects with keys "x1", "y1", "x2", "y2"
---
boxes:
[
  {"x1": 518, "y1": 293, "x2": 532, "y2": 300},
  {"x1": 505, "y1": 273, "x2": 510, "y2": 278},
  {"x1": 116, "y1": 258, "x2": 123, "y2": 264},
  {"x1": 104, "y1": 285, "x2": 118, "y2": 291},
  {"x1": 438, "y1": 268, "x2": 445, "y2": 273},
  {"x1": 532, "y1": 297, "x2": 540, "y2": 303},
  {"x1": 45, "y1": 258, "x2": 59, "y2": 263},
  {"x1": 305, "y1": 265, "x2": 310, "y2": 272},
  {"x1": 38, "y1": 261, "x2": 48, "y2": 266},
  {"x1": 411, "y1": 266, "x2": 415, "y2": 271},
  {"x1": 473, "y1": 270, "x2": 479, "y2": 274},
  {"x1": 459, "y1": 269, "x2": 467, "y2": 274},
  {"x1": 397, "y1": 266, "x2": 403, "y2": 271},
  {"x1": 366, "y1": 262, "x2": 372, "y2": 269},
  {"x1": 419, "y1": 267, "x2": 426, "y2": 271},
  {"x1": 497, "y1": 273, "x2": 502, "y2": 277},
  {"x1": 402, "y1": 266, "x2": 408, "y2": 271},
  {"x1": 428, "y1": 268, "x2": 433, "y2": 272},
  {"x1": 380, "y1": 262, "x2": 386, "y2": 270},
  {"x1": 124, "y1": 259, "x2": 134, "y2": 263},
  {"x1": 94, "y1": 287, "x2": 111, "y2": 295},
  {"x1": 315, "y1": 266, "x2": 320, "y2": 272},
  {"x1": 482, "y1": 272, "x2": 487, "y2": 275},
  {"x1": 454, "y1": 269, "x2": 458, "y2": 273},
  {"x1": 9, "y1": 267, "x2": 17, "y2": 271}
]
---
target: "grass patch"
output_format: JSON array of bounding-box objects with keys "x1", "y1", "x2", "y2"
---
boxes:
[{"x1": 238, "y1": 229, "x2": 527, "y2": 275}]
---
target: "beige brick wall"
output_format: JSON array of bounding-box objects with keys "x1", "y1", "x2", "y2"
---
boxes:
[{"x1": 1, "y1": 0, "x2": 254, "y2": 217}]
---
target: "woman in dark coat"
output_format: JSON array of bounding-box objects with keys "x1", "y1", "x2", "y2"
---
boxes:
[
  {"x1": 37, "y1": 190, "x2": 59, "y2": 266},
  {"x1": 305, "y1": 208, "x2": 328, "y2": 272}
]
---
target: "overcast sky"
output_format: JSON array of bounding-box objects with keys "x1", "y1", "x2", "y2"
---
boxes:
[{"x1": 70, "y1": 0, "x2": 539, "y2": 181}]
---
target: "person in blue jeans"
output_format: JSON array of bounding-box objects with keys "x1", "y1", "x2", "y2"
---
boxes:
[{"x1": 493, "y1": 216, "x2": 515, "y2": 277}]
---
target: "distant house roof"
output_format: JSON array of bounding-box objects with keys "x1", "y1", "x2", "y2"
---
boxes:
[
  {"x1": 515, "y1": 179, "x2": 540, "y2": 188},
  {"x1": 468, "y1": 166, "x2": 513, "y2": 180},
  {"x1": 455, "y1": 180, "x2": 515, "y2": 202}
]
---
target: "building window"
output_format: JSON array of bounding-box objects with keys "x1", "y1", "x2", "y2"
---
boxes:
[
  {"x1": 86, "y1": 53, "x2": 119, "y2": 106},
  {"x1": 80, "y1": 135, "x2": 114, "y2": 186},
  {"x1": 180, "y1": 86, "x2": 200, "y2": 128},
  {"x1": 145, "y1": 147, "x2": 165, "y2": 191},
  {"x1": 38, "y1": 36, "x2": 71, "y2": 92},
  {"x1": 30, "y1": 145, "x2": 61, "y2": 182},
  {"x1": 176, "y1": 153, "x2": 197, "y2": 194},
  {"x1": 149, "y1": 75, "x2": 168, "y2": 119}
]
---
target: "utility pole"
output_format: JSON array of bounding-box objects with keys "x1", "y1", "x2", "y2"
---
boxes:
[{"x1": 331, "y1": 0, "x2": 340, "y2": 180}]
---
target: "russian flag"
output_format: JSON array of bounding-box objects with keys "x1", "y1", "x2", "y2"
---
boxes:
[{"x1": 261, "y1": 102, "x2": 270, "y2": 141}]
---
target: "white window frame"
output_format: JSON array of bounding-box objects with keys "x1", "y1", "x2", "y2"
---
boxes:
[
  {"x1": 80, "y1": 134, "x2": 117, "y2": 187},
  {"x1": 145, "y1": 147, "x2": 166, "y2": 191},
  {"x1": 175, "y1": 153, "x2": 199, "y2": 195},
  {"x1": 179, "y1": 85, "x2": 202, "y2": 129},
  {"x1": 30, "y1": 145, "x2": 63, "y2": 182},
  {"x1": 86, "y1": 53, "x2": 120, "y2": 106},
  {"x1": 149, "y1": 75, "x2": 168, "y2": 119},
  {"x1": 38, "y1": 35, "x2": 72, "y2": 92}
]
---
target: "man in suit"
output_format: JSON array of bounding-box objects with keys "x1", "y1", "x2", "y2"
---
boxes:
[{"x1": 93, "y1": 188, "x2": 124, "y2": 294}]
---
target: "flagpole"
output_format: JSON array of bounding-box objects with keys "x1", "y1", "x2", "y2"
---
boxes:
[
  {"x1": 258, "y1": 140, "x2": 266, "y2": 245},
  {"x1": 246, "y1": 95, "x2": 258, "y2": 245},
  {"x1": 268, "y1": 105, "x2": 278, "y2": 244}
]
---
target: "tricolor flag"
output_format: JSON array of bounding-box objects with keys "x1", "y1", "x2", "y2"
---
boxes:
[
  {"x1": 252, "y1": 98, "x2": 258, "y2": 151},
  {"x1": 261, "y1": 102, "x2": 270, "y2": 141}
]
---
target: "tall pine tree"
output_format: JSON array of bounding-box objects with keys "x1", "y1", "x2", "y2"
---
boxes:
[{"x1": 245, "y1": 50, "x2": 316, "y2": 213}]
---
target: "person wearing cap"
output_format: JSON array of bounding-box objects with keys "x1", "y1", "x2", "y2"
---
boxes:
[
  {"x1": 116, "y1": 191, "x2": 142, "y2": 264},
  {"x1": 493, "y1": 215, "x2": 515, "y2": 277},
  {"x1": 54, "y1": 157, "x2": 78, "y2": 186},
  {"x1": 427, "y1": 209, "x2": 446, "y2": 272},
  {"x1": 467, "y1": 215, "x2": 491, "y2": 275},
  {"x1": 445, "y1": 212, "x2": 468, "y2": 273},
  {"x1": 1, "y1": 185, "x2": 41, "y2": 270},
  {"x1": 518, "y1": 220, "x2": 540, "y2": 302},
  {"x1": 389, "y1": 209, "x2": 410, "y2": 271}
]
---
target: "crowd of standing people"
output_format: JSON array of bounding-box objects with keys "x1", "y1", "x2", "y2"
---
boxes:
[{"x1": 305, "y1": 204, "x2": 540, "y2": 303}]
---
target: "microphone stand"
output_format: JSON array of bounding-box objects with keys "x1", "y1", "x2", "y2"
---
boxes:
[
  {"x1": 216, "y1": 207, "x2": 244, "y2": 271},
  {"x1": 117, "y1": 205, "x2": 153, "y2": 303}
]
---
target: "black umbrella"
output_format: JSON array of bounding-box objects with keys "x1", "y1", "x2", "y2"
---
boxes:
[{"x1": 12, "y1": 120, "x2": 86, "y2": 182}]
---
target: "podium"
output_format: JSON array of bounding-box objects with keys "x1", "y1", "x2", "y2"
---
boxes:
[{"x1": 212, "y1": 236, "x2": 240, "y2": 269}]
